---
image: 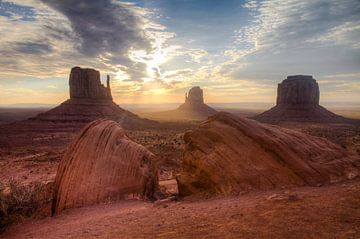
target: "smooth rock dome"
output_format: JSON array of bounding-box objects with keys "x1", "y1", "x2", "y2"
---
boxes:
[
  {"x1": 178, "y1": 112, "x2": 360, "y2": 196},
  {"x1": 52, "y1": 120, "x2": 158, "y2": 214}
]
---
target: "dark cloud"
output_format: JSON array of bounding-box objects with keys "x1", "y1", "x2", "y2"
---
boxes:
[
  {"x1": 41, "y1": 0, "x2": 150, "y2": 57},
  {"x1": 15, "y1": 42, "x2": 53, "y2": 55}
]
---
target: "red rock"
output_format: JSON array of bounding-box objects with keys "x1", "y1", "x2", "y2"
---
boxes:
[
  {"x1": 155, "y1": 86, "x2": 217, "y2": 120},
  {"x1": 69, "y1": 66, "x2": 112, "y2": 100},
  {"x1": 31, "y1": 66, "x2": 157, "y2": 129},
  {"x1": 52, "y1": 120, "x2": 158, "y2": 214},
  {"x1": 253, "y1": 75, "x2": 358, "y2": 123},
  {"x1": 178, "y1": 112, "x2": 360, "y2": 196}
]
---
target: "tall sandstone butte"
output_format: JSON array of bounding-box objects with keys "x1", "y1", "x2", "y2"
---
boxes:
[
  {"x1": 175, "y1": 86, "x2": 217, "y2": 119},
  {"x1": 69, "y1": 66, "x2": 112, "y2": 100},
  {"x1": 52, "y1": 120, "x2": 158, "y2": 215},
  {"x1": 276, "y1": 75, "x2": 319, "y2": 106},
  {"x1": 253, "y1": 75, "x2": 356, "y2": 123},
  {"x1": 32, "y1": 66, "x2": 156, "y2": 128},
  {"x1": 178, "y1": 112, "x2": 360, "y2": 196}
]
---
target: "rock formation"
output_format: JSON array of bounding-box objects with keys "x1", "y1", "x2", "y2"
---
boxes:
[
  {"x1": 31, "y1": 66, "x2": 156, "y2": 129},
  {"x1": 69, "y1": 66, "x2": 112, "y2": 100},
  {"x1": 153, "y1": 86, "x2": 217, "y2": 121},
  {"x1": 52, "y1": 120, "x2": 158, "y2": 214},
  {"x1": 178, "y1": 112, "x2": 360, "y2": 196},
  {"x1": 253, "y1": 75, "x2": 357, "y2": 123},
  {"x1": 276, "y1": 75, "x2": 319, "y2": 106},
  {"x1": 185, "y1": 86, "x2": 204, "y2": 104}
]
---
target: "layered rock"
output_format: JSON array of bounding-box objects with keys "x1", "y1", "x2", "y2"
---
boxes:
[
  {"x1": 69, "y1": 66, "x2": 112, "y2": 100},
  {"x1": 276, "y1": 75, "x2": 319, "y2": 106},
  {"x1": 178, "y1": 112, "x2": 360, "y2": 196},
  {"x1": 52, "y1": 120, "x2": 158, "y2": 214},
  {"x1": 32, "y1": 66, "x2": 156, "y2": 129},
  {"x1": 253, "y1": 75, "x2": 356, "y2": 123}
]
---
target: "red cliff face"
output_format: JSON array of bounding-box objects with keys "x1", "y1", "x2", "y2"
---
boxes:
[
  {"x1": 52, "y1": 120, "x2": 158, "y2": 215},
  {"x1": 276, "y1": 75, "x2": 319, "y2": 106},
  {"x1": 69, "y1": 66, "x2": 112, "y2": 100}
]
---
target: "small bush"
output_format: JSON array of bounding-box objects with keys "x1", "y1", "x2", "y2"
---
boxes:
[{"x1": 0, "y1": 180, "x2": 50, "y2": 232}]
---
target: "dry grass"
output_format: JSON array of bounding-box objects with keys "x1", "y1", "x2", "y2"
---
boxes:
[{"x1": 0, "y1": 180, "x2": 51, "y2": 232}]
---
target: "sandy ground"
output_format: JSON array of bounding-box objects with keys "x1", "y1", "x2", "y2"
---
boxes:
[{"x1": 2, "y1": 179, "x2": 360, "y2": 239}]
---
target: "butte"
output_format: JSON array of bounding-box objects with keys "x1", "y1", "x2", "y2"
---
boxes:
[
  {"x1": 252, "y1": 75, "x2": 358, "y2": 124},
  {"x1": 30, "y1": 66, "x2": 156, "y2": 129},
  {"x1": 155, "y1": 86, "x2": 217, "y2": 121}
]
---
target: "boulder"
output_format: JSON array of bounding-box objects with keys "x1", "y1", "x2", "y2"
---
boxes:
[
  {"x1": 178, "y1": 112, "x2": 360, "y2": 196},
  {"x1": 52, "y1": 120, "x2": 158, "y2": 214}
]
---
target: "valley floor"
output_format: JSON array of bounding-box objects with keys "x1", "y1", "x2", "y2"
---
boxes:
[{"x1": 2, "y1": 179, "x2": 360, "y2": 239}]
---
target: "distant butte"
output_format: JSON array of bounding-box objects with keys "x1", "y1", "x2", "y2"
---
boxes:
[
  {"x1": 252, "y1": 75, "x2": 358, "y2": 124},
  {"x1": 31, "y1": 66, "x2": 156, "y2": 129},
  {"x1": 157, "y1": 86, "x2": 217, "y2": 121}
]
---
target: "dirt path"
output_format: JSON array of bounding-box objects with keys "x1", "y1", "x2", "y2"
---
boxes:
[{"x1": 2, "y1": 179, "x2": 360, "y2": 239}]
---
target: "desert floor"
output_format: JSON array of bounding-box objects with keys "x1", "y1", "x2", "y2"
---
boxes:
[
  {"x1": 1, "y1": 108, "x2": 360, "y2": 238},
  {"x1": 2, "y1": 179, "x2": 360, "y2": 239}
]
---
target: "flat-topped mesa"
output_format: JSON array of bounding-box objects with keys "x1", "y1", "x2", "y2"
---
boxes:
[
  {"x1": 185, "y1": 86, "x2": 204, "y2": 104},
  {"x1": 276, "y1": 75, "x2": 319, "y2": 107},
  {"x1": 69, "y1": 66, "x2": 112, "y2": 101}
]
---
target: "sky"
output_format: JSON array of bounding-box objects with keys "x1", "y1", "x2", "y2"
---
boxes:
[{"x1": 0, "y1": 0, "x2": 359, "y2": 106}]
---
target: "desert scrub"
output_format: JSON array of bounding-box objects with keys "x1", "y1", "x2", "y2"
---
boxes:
[{"x1": 0, "y1": 180, "x2": 51, "y2": 232}]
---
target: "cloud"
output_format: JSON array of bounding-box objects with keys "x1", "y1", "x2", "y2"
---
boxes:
[
  {"x1": 0, "y1": 0, "x2": 180, "y2": 82},
  {"x1": 214, "y1": 0, "x2": 360, "y2": 96}
]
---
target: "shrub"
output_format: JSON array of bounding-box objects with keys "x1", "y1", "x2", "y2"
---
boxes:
[{"x1": 0, "y1": 180, "x2": 50, "y2": 232}]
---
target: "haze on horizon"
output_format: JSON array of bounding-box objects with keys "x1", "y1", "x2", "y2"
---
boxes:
[{"x1": 0, "y1": 0, "x2": 359, "y2": 106}]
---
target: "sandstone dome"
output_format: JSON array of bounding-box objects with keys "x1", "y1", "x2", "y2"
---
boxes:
[
  {"x1": 178, "y1": 112, "x2": 360, "y2": 196},
  {"x1": 52, "y1": 119, "x2": 158, "y2": 214}
]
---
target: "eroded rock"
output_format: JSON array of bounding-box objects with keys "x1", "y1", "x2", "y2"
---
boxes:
[
  {"x1": 253, "y1": 75, "x2": 358, "y2": 123},
  {"x1": 31, "y1": 66, "x2": 157, "y2": 129},
  {"x1": 52, "y1": 120, "x2": 158, "y2": 214},
  {"x1": 178, "y1": 112, "x2": 360, "y2": 196}
]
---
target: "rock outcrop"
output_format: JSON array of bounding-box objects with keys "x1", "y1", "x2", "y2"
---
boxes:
[
  {"x1": 69, "y1": 66, "x2": 112, "y2": 100},
  {"x1": 52, "y1": 120, "x2": 158, "y2": 214},
  {"x1": 178, "y1": 112, "x2": 360, "y2": 196},
  {"x1": 253, "y1": 75, "x2": 357, "y2": 123},
  {"x1": 185, "y1": 86, "x2": 204, "y2": 104},
  {"x1": 32, "y1": 66, "x2": 156, "y2": 129},
  {"x1": 276, "y1": 75, "x2": 319, "y2": 106},
  {"x1": 153, "y1": 87, "x2": 217, "y2": 121}
]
